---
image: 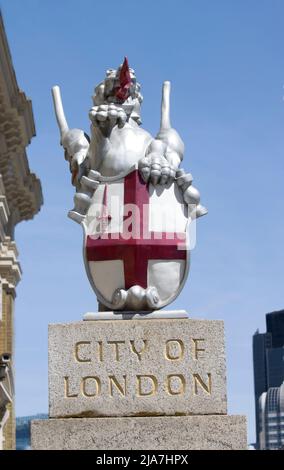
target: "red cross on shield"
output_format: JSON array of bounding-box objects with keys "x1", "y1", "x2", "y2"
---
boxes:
[{"x1": 83, "y1": 168, "x2": 190, "y2": 310}]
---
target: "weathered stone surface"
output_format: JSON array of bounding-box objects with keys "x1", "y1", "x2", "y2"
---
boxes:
[
  {"x1": 49, "y1": 318, "x2": 227, "y2": 418},
  {"x1": 31, "y1": 415, "x2": 247, "y2": 450}
]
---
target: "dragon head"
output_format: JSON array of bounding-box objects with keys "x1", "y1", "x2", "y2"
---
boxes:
[{"x1": 92, "y1": 57, "x2": 143, "y2": 124}]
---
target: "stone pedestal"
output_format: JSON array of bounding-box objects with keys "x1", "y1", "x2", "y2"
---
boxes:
[
  {"x1": 31, "y1": 315, "x2": 247, "y2": 450},
  {"x1": 31, "y1": 415, "x2": 246, "y2": 450}
]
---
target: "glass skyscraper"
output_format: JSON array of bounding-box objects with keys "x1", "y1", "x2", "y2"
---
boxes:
[
  {"x1": 259, "y1": 382, "x2": 284, "y2": 450},
  {"x1": 253, "y1": 309, "x2": 284, "y2": 449}
]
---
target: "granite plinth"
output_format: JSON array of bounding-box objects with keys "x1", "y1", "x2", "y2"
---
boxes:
[
  {"x1": 31, "y1": 415, "x2": 247, "y2": 450},
  {"x1": 49, "y1": 317, "x2": 227, "y2": 418}
]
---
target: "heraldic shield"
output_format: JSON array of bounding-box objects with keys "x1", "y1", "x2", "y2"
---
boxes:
[{"x1": 82, "y1": 166, "x2": 190, "y2": 311}]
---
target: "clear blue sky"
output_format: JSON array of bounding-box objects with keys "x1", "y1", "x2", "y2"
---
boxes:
[{"x1": 1, "y1": 0, "x2": 284, "y2": 444}]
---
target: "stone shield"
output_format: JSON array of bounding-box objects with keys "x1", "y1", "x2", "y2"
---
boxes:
[{"x1": 82, "y1": 166, "x2": 190, "y2": 310}]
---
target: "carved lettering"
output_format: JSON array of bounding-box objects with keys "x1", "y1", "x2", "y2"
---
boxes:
[
  {"x1": 109, "y1": 375, "x2": 127, "y2": 396},
  {"x1": 74, "y1": 341, "x2": 91, "y2": 363},
  {"x1": 107, "y1": 341, "x2": 125, "y2": 361},
  {"x1": 130, "y1": 339, "x2": 147, "y2": 361},
  {"x1": 166, "y1": 374, "x2": 186, "y2": 396},
  {"x1": 98, "y1": 341, "x2": 103, "y2": 362},
  {"x1": 81, "y1": 376, "x2": 101, "y2": 397},
  {"x1": 165, "y1": 339, "x2": 184, "y2": 361},
  {"x1": 137, "y1": 375, "x2": 158, "y2": 396},
  {"x1": 64, "y1": 371, "x2": 214, "y2": 400},
  {"x1": 67, "y1": 336, "x2": 214, "y2": 402},
  {"x1": 192, "y1": 338, "x2": 205, "y2": 360},
  {"x1": 64, "y1": 376, "x2": 78, "y2": 398},
  {"x1": 193, "y1": 373, "x2": 212, "y2": 395}
]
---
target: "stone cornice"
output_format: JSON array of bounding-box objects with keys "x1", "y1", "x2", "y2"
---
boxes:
[
  {"x1": 0, "y1": 176, "x2": 9, "y2": 242},
  {"x1": 0, "y1": 237, "x2": 21, "y2": 293},
  {"x1": 0, "y1": 14, "x2": 43, "y2": 230}
]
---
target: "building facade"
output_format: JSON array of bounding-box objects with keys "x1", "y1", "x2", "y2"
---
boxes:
[
  {"x1": 253, "y1": 310, "x2": 284, "y2": 449},
  {"x1": 0, "y1": 14, "x2": 42, "y2": 450},
  {"x1": 259, "y1": 382, "x2": 284, "y2": 450}
]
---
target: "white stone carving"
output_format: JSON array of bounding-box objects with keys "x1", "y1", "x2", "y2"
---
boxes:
[
  {"x1": 52, "y1": 58, "x2": 207, "y2": 223},
  {"x1": 52, "y1": 59, "x2": 207, "y2": 310}
]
